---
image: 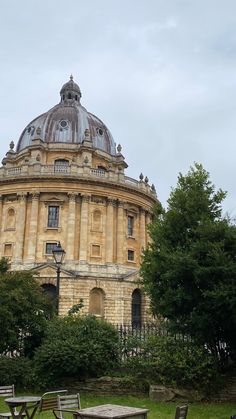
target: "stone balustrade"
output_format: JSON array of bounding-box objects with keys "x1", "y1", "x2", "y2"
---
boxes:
[{"x1": 0, "y1": 164, "x2": 156, "y2": 196}]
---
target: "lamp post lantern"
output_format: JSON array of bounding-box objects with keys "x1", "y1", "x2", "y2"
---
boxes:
[{"x1": 52, "y1": 241, "x2": 66, "y2": 314}]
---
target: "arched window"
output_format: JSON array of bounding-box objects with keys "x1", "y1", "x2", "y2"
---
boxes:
[
  {"x1": 6, "y1": 208, "x2": 16, "y2": 230},
  {"x1": 89, "y1": 288, "x2": 105, "y2": 317},
  {"x1": 41, "y1": 283, "x2": 57, "y2": 300},
  {"x1": 92, "y1": 209, "x2": 102, "y2": 231},
  {"x1": 68, "y1": 93, "x2": 72, "y2": 99},
  {"x1": 55, "y1": 159, "x2": 69, "y2": 166},
  {"x1": 41, "y1": 284, "x2": 57, "y2": 317},
  {"x1": 54, "y1": 159, "x2": 69, "y2": 173},
  {"x1": 132, "y1": 289, "x2": 142, "y2": 328},
  {"x1": 97, "y1": 165, "x2": 107, "y2": 171}
]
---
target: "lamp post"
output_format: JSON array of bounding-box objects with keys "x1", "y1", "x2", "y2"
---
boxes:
[{"x1": 52, "y1": 241, "x2": 66, "y2": 314}]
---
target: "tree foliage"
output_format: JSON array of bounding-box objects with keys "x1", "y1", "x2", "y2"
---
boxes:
[
  {"x1": 141, "y1": 164, "x2": 236, "y2": 362},
  {"x1": 123, "y1": 335, "x2": 219, "y2": 392},
  {"x1": 33, "y1": 314, "x2": 120, "y2": 386},
  {"x1": 0, "y1": 260, "x2": 54, "y2": 356},
  {"x1": 0, "y1": 356, "x2": 35, "y2": 389}
]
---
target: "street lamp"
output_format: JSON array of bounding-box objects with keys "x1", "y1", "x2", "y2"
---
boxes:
[{"x1": 52, "y1": 241, "x2": 66, "y2": 314}]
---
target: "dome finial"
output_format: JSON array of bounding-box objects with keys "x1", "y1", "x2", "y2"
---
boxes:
[{"x1": 60, "y1": 75, "x2": 82, "y2": 103}]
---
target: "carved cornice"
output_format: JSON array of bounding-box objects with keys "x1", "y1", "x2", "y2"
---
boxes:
[
  {"x1": 81, "y1": 194, "x2": 90, "y2": 203},
  {"x1": 107, "y1": 197, "x2": 116, "y2": 206},
  {"x1": 68, "y1": 192, "x2": 77, "y2": 202},
  {"x1": 140, "y1": 207, "x2": 146, "y2": 215},
  {"x1": 17, "y1": 192, "x2": 27, "y2": 202},
  {"x1": 91, "y1": 195, "x2": 106, "y2": 205},
  {"x1": 31, "y1": 192, "x2": 40, "y2": 200},
  {"x1": 117, "y1": 200, "x2": 125, "y2": 208}
]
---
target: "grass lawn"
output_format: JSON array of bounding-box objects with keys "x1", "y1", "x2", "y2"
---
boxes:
[{"x1": 0, "y1": 393, "x2": 236, "y2": 419}]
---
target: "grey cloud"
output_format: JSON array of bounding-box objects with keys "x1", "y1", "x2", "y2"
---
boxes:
[{"x1": 0, "y1": 0, "x2": 236, "y2": 217}]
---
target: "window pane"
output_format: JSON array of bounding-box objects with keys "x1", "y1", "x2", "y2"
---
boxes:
[
  {"x1": 48, "y1": 206, "x2": 59, "y2": 227},
  {"x1": 55, "y1": 159, "x2": 69, "y2": 165},
  {"x1": 128, "y1": 250, "x2": 134, "y2": 261},
  {"x1": 128, "y1": 216, "x2": 134, "y2": 236},
  {"x1": 132, "y1": 289, "x2": 142, "y2": 327},
  {"x1": 46, "y1": 243, "x2": 57, "y2": 254},
  {"x1": 54, "y1": 159, "x2": 69, "y2": 173}
]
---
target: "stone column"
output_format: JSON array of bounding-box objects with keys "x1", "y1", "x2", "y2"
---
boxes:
[
  {"x1": 66, "y1": 193, "x2": 76, "y2": 261},
  {"x1": 146, "y1": 212, "x2": 152, "y2": 244},
  {"x1": 106, "y1": 198, "x2": 115, "y2": 263},
  {"x1": 27, "y1": 192, "x2": 40, "y2": 263},
  {"x1": 0, "y1": 196, "x2": 3, "y2": 258},
  {"x1": 0, "y1": 195, "x2": 3, "y2": 233},
  {"x1": 79, "y1": 194, "x2": 90, "y2": 262},
  {"x1": 116, "y1": 200, "x2": 124, "y2": 264},
  {"x1": 14, "y1": 193, "x2": 27, "y2": 263},
  {"x1": 140, "y1": 207, "x2": 146, "y2": 252}
]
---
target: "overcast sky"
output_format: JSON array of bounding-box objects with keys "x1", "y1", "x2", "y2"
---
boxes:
[{"x1": 0, "y1": 0, "x2": 236, "y2": 217}]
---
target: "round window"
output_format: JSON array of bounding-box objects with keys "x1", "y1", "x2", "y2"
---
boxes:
[
  {"x1": 98, "y1": 128, "x2": 103, "y2": 136},
  {"x1": 60, "y1": 120, "x2": 68, "y2": 128}
]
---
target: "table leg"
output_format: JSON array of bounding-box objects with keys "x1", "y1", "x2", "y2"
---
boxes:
[
  {"x1": 8, "y1": 404, "x2": 26, "y2": 419},
  {"x1": 7, "y1": 402, "x2": 40, "y2": 419},
  {"x1": 26, "y1": 403, "x2": 40, "y2": 419}
]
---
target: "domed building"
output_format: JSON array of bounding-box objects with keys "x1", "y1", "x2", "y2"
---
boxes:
[{"x1": 0, "y1": 76, "x2": 157, "y2": 325}]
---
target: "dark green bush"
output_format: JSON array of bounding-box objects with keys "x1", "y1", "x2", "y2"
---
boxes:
[
  {"x1": 33, "y1": 315, "x2": 120, "y2": 386},
  {"x1": 0, "y1": 356, "x2": 36, "y2": 389},
  {"x1": 122, "y1": 335, "x2": 220, "y2": 392}
]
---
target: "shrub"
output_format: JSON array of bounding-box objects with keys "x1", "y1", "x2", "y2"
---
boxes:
[
  {"x1": 0, "y1": 356, "x2": 36, "y2": 389},
  {"x1": 0, "y1": 267, "x2": 54, "y2": 357},
  {"x1": 122, "y1": 335, "x2": 220, "y2": 392},
  {"x1": 34, "y1": 315, "x2": 120, "y2": 386}
]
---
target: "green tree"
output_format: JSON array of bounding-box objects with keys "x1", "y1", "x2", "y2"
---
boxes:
[
  {"x1": 0, "y1": 259, "x2": 54, "y2": 356},
  {"x1": 34, "y1": 314, "x2": 120, "y2": 386},
  {"x1": 141, "y1": 163, "x2": 236, "y2": 363}
]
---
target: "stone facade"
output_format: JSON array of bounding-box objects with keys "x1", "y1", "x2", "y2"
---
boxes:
[{"x1": 0, "y1": 77, "x2": 157, "y2": 324}]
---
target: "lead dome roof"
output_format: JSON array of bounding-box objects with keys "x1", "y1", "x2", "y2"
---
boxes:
[{"x1": 17, "y1": 76, "x2": 116, "y2": 155}]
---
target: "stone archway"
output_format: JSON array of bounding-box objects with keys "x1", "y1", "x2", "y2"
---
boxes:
[
  {"x1": 132, "y1": 288, "x2": 142, "y2": 327},
  {"x1": 89, "y1": 287, "x2": 105, "y2": 318},
  {"x1": 41, "y1": 283, "x2": 56, "y2": 300}
]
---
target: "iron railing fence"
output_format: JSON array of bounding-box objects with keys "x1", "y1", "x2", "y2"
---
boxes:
[
  {"x1": 116, "y1": 323, "x2": 192, "y2": 360},
  {"x1": 116, "y1": 324, "x2": 233, "y2": 366}
]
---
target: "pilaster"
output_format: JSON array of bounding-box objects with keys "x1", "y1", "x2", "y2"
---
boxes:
[
  {"x1": 0, "y1": 195, "x2": 3, "y2": 234},
  {"x1": 140, "y1": 207, "x2": 146, "y2": 252},
  {"x1": 66, "y1": 193, "x2": 77, "y2": 261},
  {"x1": 27, "y1": 192, "x2": 40, "y2": 263},
  {"x1": 14, "y1": 193, "x2": 27, "y2": 263},
  {"x1": 146, "y1": 212, "x2": 152, "y2": 244},
  {"x1": 116, "y1": 200, "x2": 124, "y2": 264},
  {"x1": 106, "y1": 198, "x2": 115, "y2": 263},
  {"x1": 79, "y1": 194, "x2": 90, "y2": 262}
]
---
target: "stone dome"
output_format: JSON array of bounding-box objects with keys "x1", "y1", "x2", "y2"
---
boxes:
[{"x1": 16, "y1": 76, "x2": 116, "y2": 155}]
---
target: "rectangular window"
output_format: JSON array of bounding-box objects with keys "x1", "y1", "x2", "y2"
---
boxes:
[
  {"x1": 47, "y1": 206, "x2": 59, "y2": 228},
  {"x1": 4, "y1": 243, "x2": 12, "y2": 257},
  {"x1": 128, "y1": 249, "x2": 135, "y2": 261},
  {"x1": 127, "y1": 216, "x2": 134, "y2": 236},
  {"x1": 91, "y1": 244, "x2": 101, "y2": 257},
  {"x1": 45, "y1": 242, "x2": 58, "y2": 255}
]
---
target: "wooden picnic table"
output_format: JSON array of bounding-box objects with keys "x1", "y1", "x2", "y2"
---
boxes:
[
  {"x1": 5, "y1": 396, "x2": 41, "y2": 419},
  {"x1": 78, "y1": 404, "x2": 149, "y2": 419}
]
